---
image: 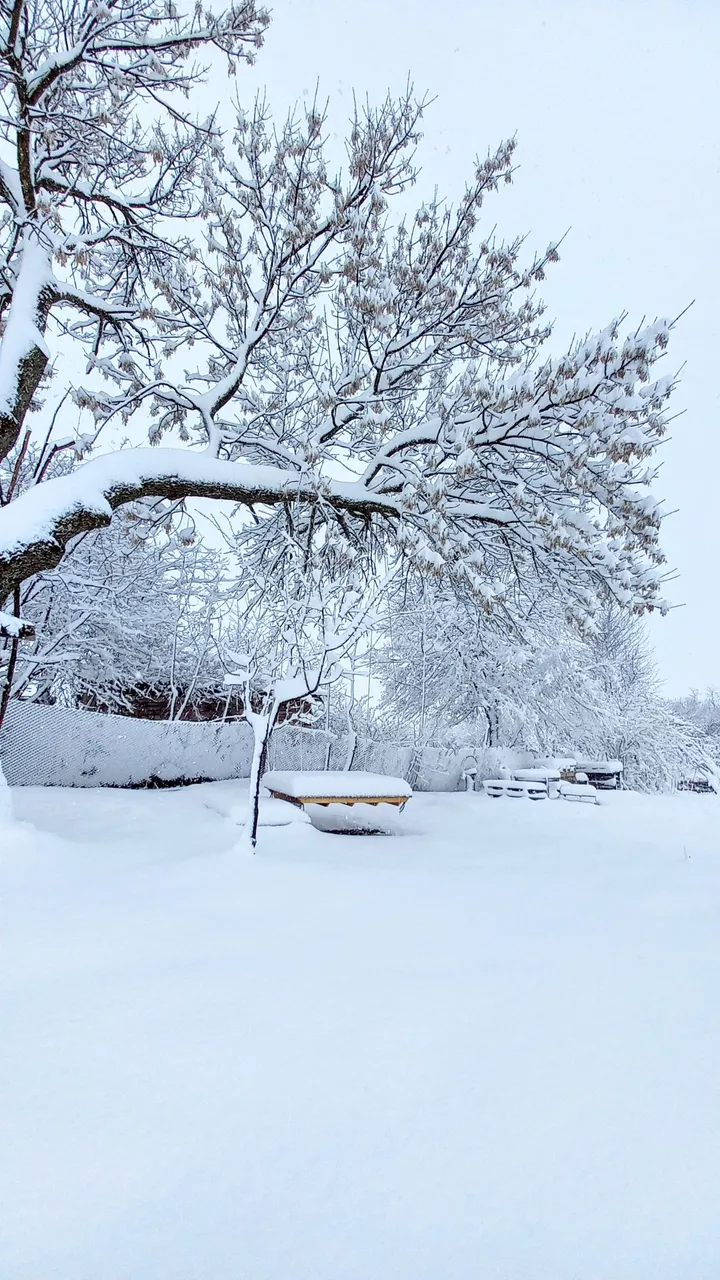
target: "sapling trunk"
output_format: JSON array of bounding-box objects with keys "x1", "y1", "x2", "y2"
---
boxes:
[
  {"x1": 0, "y1": 586, "x2": 22, "y2": 731},
  {"x1": 244, "y1": 708, "x2": 276, "y2": 851}
]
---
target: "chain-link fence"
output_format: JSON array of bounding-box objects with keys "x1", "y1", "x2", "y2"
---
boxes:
[{"x1": 0, "y1": 700, "x2": 506, "y2": 792}]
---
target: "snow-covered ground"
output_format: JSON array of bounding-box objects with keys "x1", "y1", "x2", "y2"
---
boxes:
[{"x1": 3, "y1": 783, "x2": 720, "y2": 1279}]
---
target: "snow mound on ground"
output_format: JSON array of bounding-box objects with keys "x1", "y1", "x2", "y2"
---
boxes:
[
  {"x1": 0, "y1": 758, "x2": 25, "y2": 844},
  {"x1": 202, "y1": 789, "x2": 310, "y2": 827},
  {"x1": 305, "y1": 801, "x2": 407, "y2": 835},
  {"x1": 0, "y1": 759, "x2": 12, "y2": 823}
]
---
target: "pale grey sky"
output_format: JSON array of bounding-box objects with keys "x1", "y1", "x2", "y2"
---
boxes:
[{"x1": 234, "y1": 0, "x2": 720, "y2": 695}]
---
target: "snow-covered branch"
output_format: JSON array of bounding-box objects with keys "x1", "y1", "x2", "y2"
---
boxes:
[
  {"x1": 0, "y1": 447, "x2": 397, "y2": 599},
  {"x1": 0, "y1": 2, "x2": 677, "y2": 636}
]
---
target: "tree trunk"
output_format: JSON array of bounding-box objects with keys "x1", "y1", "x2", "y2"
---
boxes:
[
  {"x1": 344, "y1": 702, "x2": 357, "y2": 771},
  {"x1": 0, "y1": 586, "x2": 22, "y2": 731},
  {"x1": 0, "y1": 591, "x2": 19, "y2": 829},
  {"x1": 323, "y1": 687, "x2": 332, "y2": 770},
  {"x1": 0, "y1": 235, "x2": 53, "y2": 464},
  {"x1": 344, "y1": 651, "x2": 358, "y2": 770}
]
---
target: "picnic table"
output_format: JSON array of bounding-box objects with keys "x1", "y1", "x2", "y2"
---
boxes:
[
  {"x1": 261, "y1": 771, "x2": 412, "y2": 811},
  {"x1": 483, "y1": 767, "x2": 599, "y2": 803},
  {"x1": 512, "y1": 768, "x2": 561, "y2": 785},
  {"x1": 574, "y1": 759, "x2": 623, "y2": 790}
]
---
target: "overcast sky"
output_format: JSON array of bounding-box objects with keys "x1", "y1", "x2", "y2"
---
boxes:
[{"x1": 232, "y1": 0, "x2": 719, "y2": 694}]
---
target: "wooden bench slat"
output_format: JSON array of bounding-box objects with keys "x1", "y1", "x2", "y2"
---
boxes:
[{"x1": 268, "y1": 789, "x2": 409, "y2": 808}]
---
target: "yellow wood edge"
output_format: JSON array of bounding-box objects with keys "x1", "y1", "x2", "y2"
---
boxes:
[{"x1": 268, "y1": 791, "x2": 410, "y2": 808}]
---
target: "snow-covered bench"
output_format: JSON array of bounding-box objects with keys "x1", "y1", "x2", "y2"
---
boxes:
[
  {"x1": 483, "y1": 778, "x2": 548, "y2": 800},
  {"x1": 558, "y1": 777, "x2": 599, "y2": 804},
  {"x1": 484, "y1": 767, "x2": 599, "y2": 803},
  {"x1": 261, "y1": 771, "x2": 412, "y2": 811}
]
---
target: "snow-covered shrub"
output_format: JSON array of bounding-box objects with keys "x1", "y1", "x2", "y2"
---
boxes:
[{"x1": 373, "y1": 590, "x2": 702, "y2": 792}]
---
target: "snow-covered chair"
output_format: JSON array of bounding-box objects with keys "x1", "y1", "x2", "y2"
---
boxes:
[{"x1": 459, "y1": 754, "x2": 479, "y2": 792}]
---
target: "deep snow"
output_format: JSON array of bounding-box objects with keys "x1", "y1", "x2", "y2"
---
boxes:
[{"x1": 2, "y1": 783, "x2": 720, "y2": 1280}]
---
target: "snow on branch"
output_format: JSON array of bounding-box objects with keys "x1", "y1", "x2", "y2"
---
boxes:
[{"x1": 0, "y1": 608, "x2": 34, "y2": 639}]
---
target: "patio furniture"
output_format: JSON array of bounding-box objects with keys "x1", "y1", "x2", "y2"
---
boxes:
[
  {"x1": 573, "y1": 760, "x2": 623, "y2": 790},
  {"x1": 512, "y1": 767, "x2": 561, "y2": 798},
  {"x1": 483, "y1": 778, "x2": 548, "y2": 800},
  {"x1": 558, "y1": 779, "x2": 599, "y2": 804},
  {"x1": 261, "y1": 770, "x2": 412, "y2": 811}
]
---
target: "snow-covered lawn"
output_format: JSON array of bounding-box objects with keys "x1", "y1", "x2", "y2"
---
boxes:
[{"x1": 3, "y1": 784, "x2": 720, "y2": 1279}]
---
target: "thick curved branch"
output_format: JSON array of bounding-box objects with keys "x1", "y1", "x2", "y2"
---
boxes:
[
  {"x1": 0, "y1": 234, "x2": 55, "y2": 461},
  {"x1": 0, "y1": 447, "x2": 398, "y2": 599}
]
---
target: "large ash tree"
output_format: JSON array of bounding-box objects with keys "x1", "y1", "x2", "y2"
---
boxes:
[{"x1": 0, "y1": 0, "x2": 674, "y2": 651}]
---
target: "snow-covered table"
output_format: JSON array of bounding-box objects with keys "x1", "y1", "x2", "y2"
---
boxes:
[
  {"x1": 512, "y1": 768, "x2": 562, "y2": 798},
  {"x1": 512, "y1": 768, "x2": 561, "y2": 784},
  {"x1": 574, "y1": 759, "x2": 623, "y2": 790},
  {"x1": 261, "y1": 771, "x2": 412, "y2": 810}
]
